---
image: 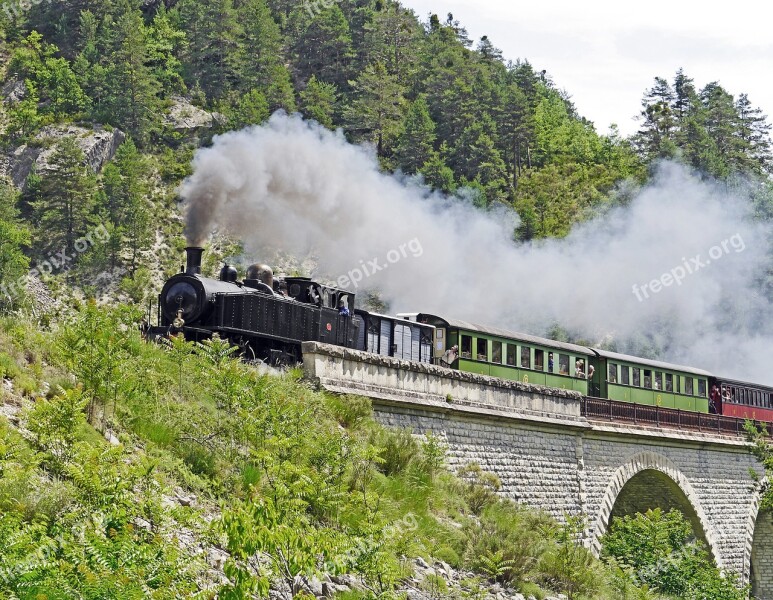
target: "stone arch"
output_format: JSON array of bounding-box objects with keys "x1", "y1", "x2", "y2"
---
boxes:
[{"x1": 590, "y1": 451, "x2": 722, "y2": 568}]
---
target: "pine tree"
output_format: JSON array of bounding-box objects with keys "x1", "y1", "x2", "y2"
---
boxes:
[
  {"x1": 179, "y1": 0, "x2": 243, "y2": 102},
  {"x1": 299, "y1": 76, "x2": 337, "y2": 129},
  {"x1": 700, "y1": 82, "x2": 741, "y2": 177},
  {"x1": 735, "y1": 93, "x2": 772, "y2": 174},
  {"x1": 476, "y1": 35, "x2": 502, "y2": 63},
  {"x1": 395, "y1": 96, "x2": 436, "y2": 174},
  {"x1": 227, "y1": 89, "x2": 270, "y2": 129},
  {"x1": 419, "y1": 149, "x2": 456, "y2": 193},
  {"x1": 145, "y1": 6, "x2": 186, "y2": 95},
  {"x1": 32, "y1": 138, "x2": 97, "y2": 254},
  {"x1": 294, "y1": 5, "x2": 354, "y2": 89},
  {"x1": 107, "y1": 8, "x2": 161, "y2": 145},
  {"x1": 496, "y1": 82, "x2": 532, "y2": 187},
  {"x1": 101, "y1": 139, "x2": 150, "y2": 274},
  {"x1": 237, "y1": 0, "x2": 283, "y2": 85},
  {"x1": 344, "y1": 61, "x2": 405, "y2": 156},
  {"x1": 673, "y1": 68, "x2": 698, "y2": 122},
  {"x1": 449, "y1": 119, "x2": 506, "y2": 183},
  {"x1": 636, "y1": 77, "x2": 678, "y2": 160},
  {"x1": 0, "y1": 181, "x2": 30, "y2": 309},
  {"x1": 363, "y1": 0, "x2": 422, "y2": 83}
]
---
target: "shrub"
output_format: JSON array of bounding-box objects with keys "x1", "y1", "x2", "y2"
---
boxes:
[
  {"x1": 463, "y1": 499, "x2": 553, "y2": 585},
  {"x1": 601, "y1": 508, "x2": 748, "y2": 600},
  {"x1": 372, "y1": 428, "x2": 420, "y2": 476},
  {"x1": 537, "y1": 515, "x2": 602, "y2": 599},
  {"x1": 457, "y1": 462, "x2": 501, "y2": 514}
]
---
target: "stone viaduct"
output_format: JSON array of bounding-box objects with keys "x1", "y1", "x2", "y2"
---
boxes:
[{"x1": 302, "y1": 342, "x2": 773, "y2": 598}]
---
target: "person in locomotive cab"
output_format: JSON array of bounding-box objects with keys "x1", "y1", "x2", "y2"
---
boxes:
[{"x1": 338, "y1": 298, "x2": 350, "y2": 317}]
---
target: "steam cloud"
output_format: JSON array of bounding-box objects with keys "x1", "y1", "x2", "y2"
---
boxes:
[{"x1": 181, "y1": 113, "x2": 773, "y2": 385}]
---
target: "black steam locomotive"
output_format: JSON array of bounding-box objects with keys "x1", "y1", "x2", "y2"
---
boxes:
[{"x1": 150, "y1": 247, "x2": 434, "y2": 365}]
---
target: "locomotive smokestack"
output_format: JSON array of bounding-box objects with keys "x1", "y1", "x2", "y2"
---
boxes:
[{"x1": 185, "y1": 246, "x2": 204, "y2": 275}]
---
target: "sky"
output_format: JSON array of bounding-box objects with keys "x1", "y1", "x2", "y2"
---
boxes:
[{"x1": 401, "y1": 0, "x2": 773, "y2": 137}]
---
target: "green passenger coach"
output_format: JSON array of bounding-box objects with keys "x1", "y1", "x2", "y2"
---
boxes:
[
  {"x1": 588, "y1": 349, "x2": 711, "y2": 412},
  {"x1": 398, "y1": 314, "x2": 591, "y2": 395}
]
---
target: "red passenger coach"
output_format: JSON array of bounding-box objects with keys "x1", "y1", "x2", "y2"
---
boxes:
[{"x1": 714, "y1": 378, "x2": 773, "y2": 423}]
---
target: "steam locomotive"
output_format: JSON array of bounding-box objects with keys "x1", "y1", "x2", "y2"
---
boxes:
[
  {"x1": 150, "y1": 247, "x2": 434, "y2": 365},
  {"x1": 151, "y1": 247, "x2": 772, "y2": 426}
]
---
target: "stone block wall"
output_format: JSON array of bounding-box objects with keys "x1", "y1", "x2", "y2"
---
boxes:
[{"x1": 752, "y1": 512, "x2": 773, "y2": 599}]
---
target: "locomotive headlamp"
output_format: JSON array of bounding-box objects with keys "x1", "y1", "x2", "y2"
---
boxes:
[{"x1": 163, "y1": 280, "x2": 201, "y2": 322}]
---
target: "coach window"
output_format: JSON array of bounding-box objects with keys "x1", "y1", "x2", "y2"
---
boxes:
[
  {"x1": 557, "y1": 354, "x2": 569, "y2": 375},
  {"x1": 685, "y1": 377, "x2": 693, "y2": 396},
  {"x1": 654, "y1": 372, "x2": 662, "y2": 390},
  {"x1": 534, "y1": 349, "x2": 544, "y2": 371},
  {"x1": 665, "y1": 373, "x2": 673, "y2": 392},
  {"x1": 633, "y1": 367, "x2": 641, "y2": 387},
  {"x1": 643, "y1": 370, "x2": 652, "y2": 389},
  {"x1": 477, "y1": 339, "x2": 488, "y2": 361},
  {"x1": 460, "y1": 335, "x2": 472, "y2": 359},
  {"x1": 521, "y1": 346, "x2": 531, "y2": 369},
  {"x1": 506, "y1": 344, "x2": 516, "y2": 366},
  {"x1": 621, "y1": 366, "x2": 630, "y2": 385},
  {"x1": 492, "y1": 341, "x2": 502, "y2": 364},
  {"x1": 698, "y1": 379, "x2": 707, "y2": 397}
]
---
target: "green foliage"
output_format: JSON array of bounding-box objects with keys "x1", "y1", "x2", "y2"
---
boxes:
[
  {"x1": 102, "y1": 138, "x2": 152, "y2": 273},
  {"x1": 636, "y1": 70, "x2": 772, "y2": 178},
  {"x1": 0, "y1": 181, "x2": 30, "y2": 311},
  {"x1": 371, "y1": 427, "x2": 419, "y2": 476},
  {"x1": 601, "y1": 508, "x2": 748, "y2": 600},
  {"x1": 345, "y1": 61, "x2": 406, "y2": 157},
  {"x1": 31, "y1": 137, "x2": 98, "y2": 254},
  {"x1": 26, "y1": 386, "x2": 88, "y2": 474},
  {"x1": 746, "y1": 421, "x2": 773, "y2": 510},
  {"x1": 396, "y1": 96, "x2": 436, "y2": 174},
  {"x1": 538, "y1": 515, "x2": 601, "y2": 600},
  {"x1": 457, "y1": 462, "x2": 501, "y2": 515},
  {"x1": 300, "y1": 75, "x2": 338, "y2": 128},
  {"x1": 0, "y1": 305, "x2": 665, "y2": 599},
  {"x1": 463, "y1": 499, "x2": 552, "y2": 584},
  {"x1": 3, "y1": 80, "x2": 46, "y2": 143},
  {"x1": 9, "y1": 32, "x2": 89, "y2": 119}
]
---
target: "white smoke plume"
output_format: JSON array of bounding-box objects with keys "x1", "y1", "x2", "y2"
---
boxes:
[{"x1": 181, "y1": 113, "x2": 773, "y2": 385}]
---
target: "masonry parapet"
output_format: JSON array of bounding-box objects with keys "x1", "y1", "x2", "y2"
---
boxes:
[{"x1": 302, "y1": 341, "x2": 586, "y2": 428}]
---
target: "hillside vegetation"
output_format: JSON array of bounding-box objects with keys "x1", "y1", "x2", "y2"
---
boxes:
[{"x1": 0, "y1": 305, "x2": 752, "y2": 599}]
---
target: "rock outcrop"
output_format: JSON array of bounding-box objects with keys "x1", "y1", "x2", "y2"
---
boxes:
[
  {"x1": 165, "y1": 96, "x2": 224, "y2": 133},
  {"x1": 2, "y1": 124, "x2": 126, "y2": 189}
]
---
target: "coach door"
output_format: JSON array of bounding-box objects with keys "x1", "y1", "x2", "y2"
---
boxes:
[{"x1": 434, "y1": 327, "x2": 446, "y2": 361}]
